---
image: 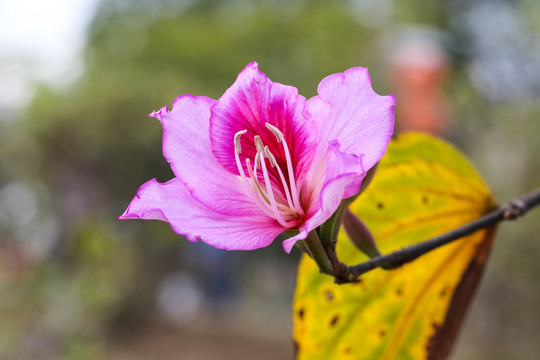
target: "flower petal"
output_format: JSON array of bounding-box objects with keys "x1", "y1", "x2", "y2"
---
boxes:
[
  {"x1": 307, "y1": 67, "x2": 395, "y2": 172},
  {"x1": 209, "y1": 62, "x2": 317, "y2": 189},
  {"x1": 120, "y1": 178, "x2": 285, "y2": 250},
  {"x1": 282, "y1": 172, "x2": 362, "y2": 253},
  {"x1": 282, "y1": 142, "x2": 366, "y2": 253},
  {"x1": 150, "y1": 94, "x2": 261, "y2": 217}
]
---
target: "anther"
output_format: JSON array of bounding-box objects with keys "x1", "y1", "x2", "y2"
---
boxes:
[
  {"x1": 254, "y1": 135, "x2": 266, "y2": 157},
  {"x1": 234, "y1": 129, "x2": 247, "y2": 153},
  {"x1": 254, "y1": 152, "x2": 261, "y2": 175},
  {"x1": 233, "y1": 129, "x2": 253, "y2": 198},
  {"x1": 264, "y1": 146, "x2": 277, "y2": 167},
  {"x1": 265, "y1": 123, "x2": 284, "y2": 143}
]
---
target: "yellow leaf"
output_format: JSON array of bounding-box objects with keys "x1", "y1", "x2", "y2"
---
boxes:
[{"x1": 293, "y1": 133, "x2": 498, "y2": 360}]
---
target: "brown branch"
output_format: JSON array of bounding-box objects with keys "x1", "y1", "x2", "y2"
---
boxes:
[{"x1": 334, "y1": 188, "x2": 540, "y2": 283}]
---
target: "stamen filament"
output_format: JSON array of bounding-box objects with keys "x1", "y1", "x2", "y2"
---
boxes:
[
  {"x1": 233, "y1": 130, "x2": 252, "y2": 191},
  {"x1": 246, "y1": 157, "x2": 294, "y2": 215},
  {"x1": 246, "y1": 158, "x2": 268, "y2": 204},
  {"x1": 235, "y1": 130, "x2": 274, "y2": 219},
  {"x1": 233, "y1": 126, "x2": 303, "y2": 227},
  {"x1": 245, "y1": 159, "x2": 274, "y2": 218},
  {"x1": 255, "y1": 136, "x2": 293, "y2": 228},
  {"x1": 265, "y1": 123, "x2": 304, "y2": 216},
  {"x1": 265, "y1": 146, "x2": 295, "y2": 211},
  {"x1": 254, "y1": 152, "x2": 261, "y2": 180}
]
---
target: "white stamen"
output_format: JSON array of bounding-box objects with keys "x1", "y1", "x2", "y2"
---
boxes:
[
  {"x1": 246, "y1": 158, "x2": 268, "y2": 203},
  {"x1": 234, "y1": 130, "x2": 249, "y2": 185},
  {"x1": 233, "y1": 129, "x2": 263, "y2": 207},
  {"x1": 247, "y1": 158, "x2": 293, "y2": 217},
  {"x1": 264, "y1": 146, "x2": 276, "y2": 167},
  {"x1": 255, "y1": 135, "x2": 292, "y2": 227},
  {"x1": 253, "y1": 152, "x2": 261, "y2": 179},
  {"x1": 265, "y1": 123, "x2": 303, "y2": 216},
  {"x1": 265, "y1": 123, "x2": 284, "y2": 142},
  {"x1": 245, "y1": 158, "x2": 274, "y2": 217},
  {"x1": 234, "y1": 129, "x2": 247, "y2": 153},
  {"x1": 253, "y1": 135, "x2": 265, "y2": 155},
  {"x1": 232, "y1": 126, "x2": 303, "y2": 227},
  {"x1": 265, "y1": 146, "x2": 296, "y2": 211}
]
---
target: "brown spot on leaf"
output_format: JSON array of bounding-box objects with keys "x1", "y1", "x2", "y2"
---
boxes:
[
  {"x1": 377, "y1": 202, "x2": 384, "y2": 209},
  {"x1": 329, "y1": 314, "x2": 340, "y2": 328},
  {"x1": 422, "y1": 195, "x2": 429, "y2": 204},
  {"x1": 325, "y1": 290, "x2": 334, "y2": 302},
  {"x1": 439, "y1": 288, "x2": 447, "y2": 298},
  {"x1": 297, "y1": 308, "x2": 305, "y2": 320},
  {"x1": 379, "y1": 329, "x2": 386, "y2": 338}
]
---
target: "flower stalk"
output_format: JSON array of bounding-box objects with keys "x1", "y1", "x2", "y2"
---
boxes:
[{"x1": 303, "y1": 231, "x2": 335, "y2": 275}]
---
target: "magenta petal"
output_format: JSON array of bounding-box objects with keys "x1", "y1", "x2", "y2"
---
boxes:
[
  {"x1": 282, "y1": 143, "x2": 366, "y2": 253},
  {"x1": 149, "y1": 94, "x2": 216, "y2": 179},
  {"x1": 307, "y1": 67, "x2": 395, "y2": 172},
  {"x1": 209, "y1": 62, "x2": 317, "y2": 187},
  {"x1": 282, "y1": 229, "x2": 309, "y2": 253},
  {"x1": 282, "y1": 173, "x2": 363, "y2": 253},
  {"x1": 120, "y1": 178, "x2": 284, "y2": 250},
  {"x1": 325, "y1": 141, "x2": 366, "y2": 199},
  {"x1": 150, "y1": 94, "x2": 262, "y2": 217}
]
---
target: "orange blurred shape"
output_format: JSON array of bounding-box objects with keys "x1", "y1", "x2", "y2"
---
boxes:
[{"x1": 389, "y1": 37, "x2": 452, "y2": 136}]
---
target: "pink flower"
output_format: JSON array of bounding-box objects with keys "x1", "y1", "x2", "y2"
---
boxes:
[{"x1": 120, "y1": 62, "x2": 395, "y2": 253}]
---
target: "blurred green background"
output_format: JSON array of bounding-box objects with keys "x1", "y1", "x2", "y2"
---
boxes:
[{"x1": 1, "y1": 0, "x2": 539, "y2": 359}]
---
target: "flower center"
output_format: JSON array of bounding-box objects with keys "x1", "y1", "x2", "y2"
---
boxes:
[{"x1": 234, "y1": 123, "x2": 304, "y2": 227}]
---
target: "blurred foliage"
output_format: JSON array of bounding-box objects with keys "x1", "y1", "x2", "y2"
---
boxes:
[{"x1": 1, "y1": 0, "x2": 540, "y2": 358}]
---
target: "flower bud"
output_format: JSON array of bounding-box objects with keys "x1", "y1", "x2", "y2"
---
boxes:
[{"x1": 342, "y1": 209, "x2": 381, "y2": 259}]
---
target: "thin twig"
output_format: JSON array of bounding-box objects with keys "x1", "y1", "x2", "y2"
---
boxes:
[{"x1": 335, "y1": 188, "x2": 540, "y2": 283}]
